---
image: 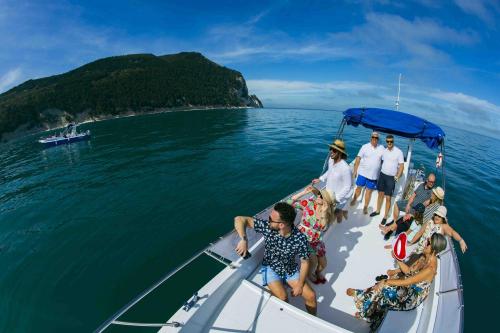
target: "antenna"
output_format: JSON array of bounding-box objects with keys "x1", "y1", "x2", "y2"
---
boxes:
[{"x1": 395, "y1": 73, "x2": 402, "y2": 111}]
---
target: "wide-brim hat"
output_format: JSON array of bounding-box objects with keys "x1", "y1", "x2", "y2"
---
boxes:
[
  {"x1": 432, "y1": 186, "x2": 445, "y2": 200},
  {"x1": 319, "y1": 188, "x2": 335, "y2": 206},
  {"x1": 328, "y1": 139, "x2": 348, "y2": 156},
  {"x1": 434, "y1": 205, "x2": 448, "y2": 220}
]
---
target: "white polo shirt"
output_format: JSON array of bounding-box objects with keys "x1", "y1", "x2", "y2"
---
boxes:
[
  {"x1": 381, "y1": 146, "x2": 404, "y2": 176},
  {"x1": 356, "y1": 143, "x2": 384, "y2": 180}
]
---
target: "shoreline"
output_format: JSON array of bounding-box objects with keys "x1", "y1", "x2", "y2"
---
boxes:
[{"x1": 1, "y1": 105, "x2": 256, "y2": 144}]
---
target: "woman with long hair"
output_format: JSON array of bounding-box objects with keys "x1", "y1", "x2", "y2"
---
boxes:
[
  {"x1": 347, "y1": 233, "x2": 448, "y2": 330},
  {"x1": 289, "y1": 185, "x2": 335, "y2": 284}
]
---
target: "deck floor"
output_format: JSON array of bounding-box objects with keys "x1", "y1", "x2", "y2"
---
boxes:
[{"x1": 250, "y1": 188, "x2": 398, "y2": 332}]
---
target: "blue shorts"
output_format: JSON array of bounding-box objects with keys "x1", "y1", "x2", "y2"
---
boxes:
[
  {"x1": 356, "y1": 174, "x2": 377, "y2": 190},
  {"x1": 260, "y1": 266, "x2": 300, "y2": 286}
]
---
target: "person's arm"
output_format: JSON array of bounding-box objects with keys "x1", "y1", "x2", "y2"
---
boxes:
[
  {"x1": 406, "y1": 192, "x2": 417, "y2": 213},
  {"x1": 395, "y1": 257, "x2": 412, "y2": 275},
  {"x1": 352, "y1": 156, "x2": 361, "y2": 179},
  {"x1": 442, "y1": 224, "x2": 468, "y2": 253},
  {"x1": 395, "y1": 163, "x2": 404, "y2": 182},
  {"x1": 234, "y1": 216, "x2": 255, "y2": 257},
  {"x1": 291, "y1": 186, "x2": 314, "y2": 201},
  {"x1": 410, "y1": 221, "x2": 428, "y2": 244},
  {"x1": 291, "y1": 258, "x2": 310, "y2": 296},
  {"x1": 384, "y1": 267, "x2": 434, "y2": 287}
]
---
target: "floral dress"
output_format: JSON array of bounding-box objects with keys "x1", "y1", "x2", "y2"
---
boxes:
[
  {"x1": 352, "y1": 278, "x2": 431, "y2": 330},
  {"x1": 288, "y1": 198, "x2": 328, "y2": 257},
  {"x1": 414, "y1": 219, "x2": 442, "y2": 254}
]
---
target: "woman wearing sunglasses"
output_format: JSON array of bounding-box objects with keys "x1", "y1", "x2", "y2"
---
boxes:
[{"x1": 289, "y1": 185, "x2": 336, "y2": 284}]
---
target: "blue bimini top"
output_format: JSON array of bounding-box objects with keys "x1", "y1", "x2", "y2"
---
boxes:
[{"x1": 343, "y1": 108, "x2": 445, "y2": 150}]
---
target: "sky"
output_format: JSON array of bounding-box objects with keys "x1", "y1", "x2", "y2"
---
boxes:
[{"x1": 1, "y1": 0, "x2": 499, "y2": 137}]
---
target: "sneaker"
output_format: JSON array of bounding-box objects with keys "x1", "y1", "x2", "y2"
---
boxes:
[
  {"x1": 370, "y1": 211, "x2": 380, "y2": 217},
  {"x1": 380, "y1": 218, "x2": 387, "y2": 225},
  {"x1": 386, "y1": 220, "x2": 394, "y2": 227},
  {"x1": 384, "y1": 230, "x2": 393, "y2": 241}
]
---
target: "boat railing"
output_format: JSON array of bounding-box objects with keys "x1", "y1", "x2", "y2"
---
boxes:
[{"x1": 94, "y1": 186, "x2": 310, "y2": 333}]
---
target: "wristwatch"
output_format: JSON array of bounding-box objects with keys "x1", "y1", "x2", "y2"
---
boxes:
[{"x1": 241, "y1": 235, "x2": 248, "y2": 241}]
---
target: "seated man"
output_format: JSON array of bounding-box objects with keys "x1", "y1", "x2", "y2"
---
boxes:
[
  {"x1": 234, "y1": 202, "x2": 317, "y2": 315},
  {"x1": 389, "y1": 173, "x2": 435, "y2": 225}
]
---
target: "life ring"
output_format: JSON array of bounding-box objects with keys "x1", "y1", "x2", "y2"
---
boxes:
[
  {"x1": 435, "y1": 152, "x2": 443, "y2": 169},
  {"x1": 393, "y1": 233, "x2": 408, "y2": 261}
]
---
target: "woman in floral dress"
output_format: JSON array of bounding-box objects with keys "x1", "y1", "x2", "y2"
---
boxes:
[
  {"x1": 289, "y1": 185, "x2": 335, "y2": 284},
  {"x1": 347, "y1": 233, "x2": 448, "y2": 330}
]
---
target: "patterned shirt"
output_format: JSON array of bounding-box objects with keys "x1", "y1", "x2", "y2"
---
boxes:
[{"x1": 253, "y1": 217, "x2": 310, "y2": 278}]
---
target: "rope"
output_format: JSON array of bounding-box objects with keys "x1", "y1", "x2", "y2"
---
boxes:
[{"x1": 112, "y1": 320, "x2": 181, "y2": 327}]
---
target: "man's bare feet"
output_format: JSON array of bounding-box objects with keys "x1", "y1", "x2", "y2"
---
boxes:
[
  {"x1": 346, "y1": 288, "x2": 355, "y2": 296},
  {"x1": 343, "y1": 210, "x2": 348, "y2": 220},
  {"x1": 350, "y1": 199, "x2": 356, "y2": 206},
  {"x1": 363, "y1": 206, "x2": 368, "y2": 214},
  {"x1": 384, "y1": 244, "x2": 392, "y2": 249}
]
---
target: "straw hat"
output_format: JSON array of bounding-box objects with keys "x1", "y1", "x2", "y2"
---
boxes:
[
  {"x1": 432, "y1": 186, "x2": 445, "y2": 200},
  {"x1": 328, "y1": 139, "x2": 348, "y2": 156},
  {"x1": 434, "y1": 206, "x2": 448, "y2": 221},
  {"x1": 319, "y1": 188, "x2": 335, "y2": 206}
]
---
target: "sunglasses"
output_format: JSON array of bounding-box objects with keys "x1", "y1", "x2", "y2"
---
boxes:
[
  {"x1": 371, "y1": 136, "x2": 379, "y2": 139},
  {"x1": 268, "y1": 215, "x2": 283, "y2": 224},
  {"x1": 386, "y1": 140, "x2": 394, "y2": 143},
  {"x1": 427, "y1": 179, "x2": 435, "y2": 183}
]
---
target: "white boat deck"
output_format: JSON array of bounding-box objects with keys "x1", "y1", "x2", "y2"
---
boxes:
[{"x1": 161, "y1": 161, "x2": 437, "y2": 333}]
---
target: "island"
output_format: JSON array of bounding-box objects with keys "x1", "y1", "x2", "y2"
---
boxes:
[{"x1": 0, "y1": 52, "x2": 263, "y2": 141}]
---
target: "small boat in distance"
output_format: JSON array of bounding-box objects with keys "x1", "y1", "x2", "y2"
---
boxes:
[{"x1": 38, "y1": 123, "x2": 90, "y2": 147}]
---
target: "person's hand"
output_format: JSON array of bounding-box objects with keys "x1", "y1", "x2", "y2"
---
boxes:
[
  {"x1": 311, "y1": 178, "x2": 320, "y2": 184},
  {"x1": 306, "y1": 185, "x2": 315, "y2": 192},
  {"x1": 291, "y1": 283, "x2": 304, "y2": 297},
  {"x1": 352, "y1": 171, "x2": 357, "y2": 179},
  {"x1": 405, "y1": 204, "x2": 410, "y2": 214},
  {"x1": 459, "y1": 239, "x2": 468, "y2": 253},
  {"x1": 235, "y1": 239, "x2": 248, "y2": 257},
  {"x1": 394, "y1": 175, "x2": 399, "y2": 182}
]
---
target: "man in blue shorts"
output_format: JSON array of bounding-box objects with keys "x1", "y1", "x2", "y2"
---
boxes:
[
  {"x1": 234, "y1": 202, "x2": 317, "y2": 315},
  {"x1": 350, "y1": 132, "x2": 384, "y2": 214}
]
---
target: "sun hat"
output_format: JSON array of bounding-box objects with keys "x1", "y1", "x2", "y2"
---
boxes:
[
  {"x1": 319, "y1": 188, "x2": 335, "y2": 206},
  {"x1": 328, "y1": 139, "x2": 348, "y2": 156},
  {"x1": 434, "y1": 205, "x2": 448, "y2": 221},
  {"x1": 432, "y1": 186, "x2": 445, "y2": 200}
]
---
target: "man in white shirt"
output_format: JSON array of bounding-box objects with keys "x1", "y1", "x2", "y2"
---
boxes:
[
  {"x1": 350, "y1": 132, "x2": 384, "y2": 214},
  {"x1": 312, "y1": 139, "x2": 353, "y2": 223},
  {"x1": 369, "y1": 135, "x2": 404, "y2": 225}
]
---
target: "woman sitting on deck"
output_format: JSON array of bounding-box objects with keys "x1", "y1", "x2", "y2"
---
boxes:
[
  {"x1": 346, "y1": 233, "x2": 448, "y2": 330},
  {"x1": 289, "y1": 185, "x2": 336, "y2": 284},
  {"x1": 408, "y1": 205, "x2": 468, "y2": 255}
]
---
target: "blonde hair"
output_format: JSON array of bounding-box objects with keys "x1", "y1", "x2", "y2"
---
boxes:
[{"x1": 317, "y1": 200, "x2": 335, "y2": 225}]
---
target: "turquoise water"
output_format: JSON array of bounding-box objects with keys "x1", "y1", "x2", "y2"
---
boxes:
[{"x1": 0, "y1": 108, "x2": 498, "y2": 332}]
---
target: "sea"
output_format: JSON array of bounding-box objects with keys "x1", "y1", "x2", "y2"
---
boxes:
[{"x1": 0, "y1": 108, "x2": 498, "y2": 332}]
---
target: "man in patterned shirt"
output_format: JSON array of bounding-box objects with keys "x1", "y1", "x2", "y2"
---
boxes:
[{"x1": 234, "y1": 202, "x2": 317, "y2": 315}]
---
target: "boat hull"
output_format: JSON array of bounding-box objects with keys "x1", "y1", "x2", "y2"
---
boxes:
[{"x1": 39, "y1": 133, "x2": 91, "y2": 147}]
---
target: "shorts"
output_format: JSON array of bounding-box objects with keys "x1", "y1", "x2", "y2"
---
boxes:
[
  {"x1": 309, "y1": 240, "x2": 326, "y2": 257},
  {"x1": 335, "y1": 201, "x2": 347, "y2": 211},
  {"x1": 355, "y1": 174, "x2": 378, "y2": 190},
  {"x1": 396, "y1": 199, "x2": 409, "y2": 211},
  {"x1": 260, "y1": 266, "x2": 300, "y2": 286},
  {"x1": 377, "y1": 172, "x2": 396, "y2": 196}
]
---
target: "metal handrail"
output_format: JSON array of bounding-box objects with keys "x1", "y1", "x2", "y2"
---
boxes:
[{"x1": 94, "y1": 243, "x2": 214, "y2": 333}]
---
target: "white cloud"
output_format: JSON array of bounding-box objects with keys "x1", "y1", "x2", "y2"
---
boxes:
[
  {"x1": 454, "y1": 0, "x2": 500, "y2": 26},
  {"x1": 247, "y1": 78, "x2": 500, "y2": 137},
  {"x1": 0, "y1": 68, "x2": 22, "y2": 93}
]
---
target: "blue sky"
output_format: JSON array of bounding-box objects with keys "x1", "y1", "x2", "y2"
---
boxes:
[{"x1": 1, "y1": 0, "x2": 499, "y2": 137}]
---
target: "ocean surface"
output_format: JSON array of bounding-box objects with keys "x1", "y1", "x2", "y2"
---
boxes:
[{"x1": 0, "y1": 108, "x2": 498, "y2": 332}]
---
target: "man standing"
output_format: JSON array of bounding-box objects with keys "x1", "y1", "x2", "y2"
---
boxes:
[
  {"x1": 370, "y1": 135, "x2": 404, "y2": 225},
  {"x1": 390, "y1": 173, "x2": 436, "y2": 224},
  {"x1": 312, "y1": 139, "x2": 353, "y2": 223},
  {"x1": 234, "y1": 202, "x2": 317, "y2": 315},
  {"x1": 350, "y1": 132, "x2": 384, "y2": 214}
]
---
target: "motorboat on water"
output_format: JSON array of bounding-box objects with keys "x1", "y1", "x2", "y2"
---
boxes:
[
  {"x1": 38, "y1": 123, "x2": 90, "y2": 147},
  {"x1": 96, "y1": 108, "x2": 463, "y2": 333}
]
